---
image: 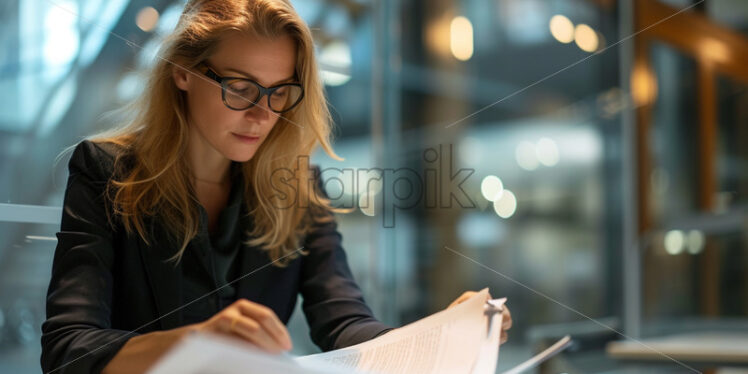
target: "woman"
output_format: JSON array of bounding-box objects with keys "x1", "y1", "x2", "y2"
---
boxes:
[{"x1": 41, "y1": 1, "x2": 511, "y2": 373}]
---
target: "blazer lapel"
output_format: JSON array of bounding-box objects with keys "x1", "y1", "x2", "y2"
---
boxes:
[
  {"x1": 234, "y1": 213, "x2": 275, "y2": 302},
  {"x1": 137, "y1": 219, "x2": 183, "y2": 331},
  {"x1": 235, "y1": 244, "x2": 275, "y2": 301}
]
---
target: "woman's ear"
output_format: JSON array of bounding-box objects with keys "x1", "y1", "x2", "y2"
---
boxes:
[{"x1": 172, "y1": 65, "x2": 191, "y2": 91}]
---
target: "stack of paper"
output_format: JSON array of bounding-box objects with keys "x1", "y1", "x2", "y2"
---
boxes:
[{"x1": 147, "y1": 289, "x2": 570, "y2": 374}]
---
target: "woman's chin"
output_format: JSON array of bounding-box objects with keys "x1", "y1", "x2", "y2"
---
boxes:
[{"x1": 224, "y1": 148, "x2": 258, "y2": 163}]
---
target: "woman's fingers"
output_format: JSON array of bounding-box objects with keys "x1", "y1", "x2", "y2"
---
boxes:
[
  {"x1": 201, "y1": 299, "x2": 293, "y2": 353},
  {"x1": 236, "y1": 299, "x2": 292, "y2": 351},
  {"x1": 499, "y1": 305, "x2": 511, "y2": 345},
  {"x1": 501, "y1": 306, "x2": 512, "y2": 330},
  {"x1": 227, "y1": 314, "x2": 285, "y2": 353}
]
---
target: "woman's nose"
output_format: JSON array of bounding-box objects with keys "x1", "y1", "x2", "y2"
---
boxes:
[{"x1": 244, "y1": 96, "x2": 271, "y2": 121}]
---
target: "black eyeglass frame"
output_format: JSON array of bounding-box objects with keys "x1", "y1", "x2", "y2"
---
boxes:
[{"x1": 199, "y1": 63, "x2": 305, "y2": 113}]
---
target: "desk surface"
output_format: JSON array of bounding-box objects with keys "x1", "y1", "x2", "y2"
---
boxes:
[{"x1": 606, "y1": 332, "x2": 748, "y2": 364}]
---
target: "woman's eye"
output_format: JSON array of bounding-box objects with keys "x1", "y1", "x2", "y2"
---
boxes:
[
  {"x1": 229, "y1": 85, "x2": 250, "y2": 93},
  {"x1": 228, "y1": 81, "x2": 252, "y2": 92}
]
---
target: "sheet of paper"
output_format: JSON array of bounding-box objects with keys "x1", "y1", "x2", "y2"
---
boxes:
[
  {"x1": 147, "y1": 331, "x2": 343, "y2": 374},
  {"x1": 295, "y1": 288, "x2": 492, "y2": 374},
  {"x1": 148, "y1": 289, "x2": 524, "y2": 374}
]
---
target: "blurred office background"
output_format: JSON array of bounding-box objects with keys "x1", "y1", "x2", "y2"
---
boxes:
[{"x1": 1, "y1": 0, "x2": 746, "y2": 373}]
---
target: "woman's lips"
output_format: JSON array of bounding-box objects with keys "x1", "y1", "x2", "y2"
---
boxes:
[{"x1": 232, "y1": 133, "x2": 260, "y2": 144}]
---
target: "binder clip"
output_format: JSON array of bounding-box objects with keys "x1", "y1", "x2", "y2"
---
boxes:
[{"x1": 484, "y1": 299, "x2": 504, "y2": 337}]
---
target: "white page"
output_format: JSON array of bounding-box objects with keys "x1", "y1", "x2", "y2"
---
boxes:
[
  {"x1": 147, "y1": 331, "x2": 342, "y2": 374},
  {"x1": 148, "y1": 289, "x2": 523, "y2": 374},
  {"x1": 296, "y1": 288, "x2": 492, "y2": 374},
  {"x1": 146, "y1": 323, "x2": 572, "y2": 374}
]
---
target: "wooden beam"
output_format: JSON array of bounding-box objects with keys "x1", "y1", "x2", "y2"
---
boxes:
[
  {"x1": 697, "y1": 63, "x2": 720, "y2": 316},
  {"x1": 635, "y1": 0, "x2": 748, "y2": 84}
]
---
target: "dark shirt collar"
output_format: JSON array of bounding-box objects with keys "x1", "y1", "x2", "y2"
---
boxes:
[{"x1": 195, "y1": 161, "x2": 245, "y2": 252}]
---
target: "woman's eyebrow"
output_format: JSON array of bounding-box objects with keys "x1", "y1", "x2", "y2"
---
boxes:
[{"x1": 224, "y1": 67, "x2": 295, "y2": 85}]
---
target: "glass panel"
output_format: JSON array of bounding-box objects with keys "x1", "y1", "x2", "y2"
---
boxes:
[
  {"x1": 649, "y1": 42, "x2": 700, "y2": 224},
  {"x1": 642, "y1": 230, "x2": 748, "y2": 321},
  {"x1": 398, "y1": 0, "x2": 625, "y2": 372},
  {"x1": 0, "y1": 222, "x2": 58, "y2": 373},
  {"x1": 716, "y1": 74, "x2": 748, "y2": 210},
  {"x1": 707, "y1": 0, "x2": 748, "y2": 36},
  {"x1": 641, "y1": 42, "x2": 748, "y2": 341},
  {"x1": 0, "y1": 0, "x2": 132, "y2": 205}
]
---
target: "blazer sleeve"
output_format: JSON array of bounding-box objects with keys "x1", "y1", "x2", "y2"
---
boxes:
[
  {"x1": 41, "y1": 141, "x2": 140, "y2": 374},
  {"x1": 299, "y1": 167, "x2": 395, "y2": 352}
]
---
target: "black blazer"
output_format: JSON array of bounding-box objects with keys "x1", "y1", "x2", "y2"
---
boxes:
[{"x1": 40, "y1": 140, "x2": 393, "y2": 373}]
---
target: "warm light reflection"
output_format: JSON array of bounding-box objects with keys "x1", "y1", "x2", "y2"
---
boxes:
[
  {"x1": 699, "y1": 38, "x2": 730, "y2": 64},
  {"x1": 493, "y1": 190, "x2": 517, "y2": 219},
  {"x1": 574, "y1": 24, "x2": 599, "y2": 52},
  {"x1": 549, "y1": 15, "x2": 574, "y2": 44},
  {"x1": 481, "y1": 176, "x2": 504, "y2": 202},
  {"x1": 515, "y1": 141, "x2": 539, "y2": 171},
  {"x1": 450, "y1": 16, "x2": 474, "y2": 61},
  {"x1": 136, "y1": 7, "x2": 159, "y2": 32},
  {"x1": 536, "y1": 138, "x2": 560, "y2": 167},
  {"x1": 631, "y1": 62, "x2": 658, "y2": 106},
  {"x1": 664, "y1": 230, "x2": 684, "y2": 255},
  {"x1": 687, "y1": 230, "x2": 705, "y2": 255},
  {"x1": 426, "y1": 15, "x2": 452, "y2": 58}
]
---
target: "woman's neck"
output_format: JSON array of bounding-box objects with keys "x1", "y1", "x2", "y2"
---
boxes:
[{"x1": 187, "y1": 129, "x2": 232, "y2": 184}]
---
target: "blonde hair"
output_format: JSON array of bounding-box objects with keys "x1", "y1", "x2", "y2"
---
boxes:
[{"x1": 91, "y1": 0, "x2": 340, "y2": 267}]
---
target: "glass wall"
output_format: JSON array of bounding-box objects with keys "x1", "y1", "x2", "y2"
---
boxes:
[
  {"x1": 394, "y1": 0, "x2": 626, "y2": 371},
  {"x1": 1, "y1": 1, "x2": 149, "y2": 372}
]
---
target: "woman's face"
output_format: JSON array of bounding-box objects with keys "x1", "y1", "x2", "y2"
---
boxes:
[{"x1": 174, "y1": 32, "x2": 297, "y2": 162}]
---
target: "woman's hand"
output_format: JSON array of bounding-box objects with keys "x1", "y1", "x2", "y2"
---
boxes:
[
  {"x1": 447, "y1": 291, "x2": 513, "y2": 345},
  {"x1": 194, "y1": 298, "x2": 292, "y2": 353}
]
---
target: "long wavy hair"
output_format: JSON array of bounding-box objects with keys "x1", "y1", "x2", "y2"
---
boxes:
[{"x1": 90, "y1": 0, "x2": 340, "y2": 267}]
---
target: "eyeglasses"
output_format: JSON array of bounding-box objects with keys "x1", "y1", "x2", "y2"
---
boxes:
[{"x1": 199, "y1": 63, "x2": 304, "y2": 113}]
